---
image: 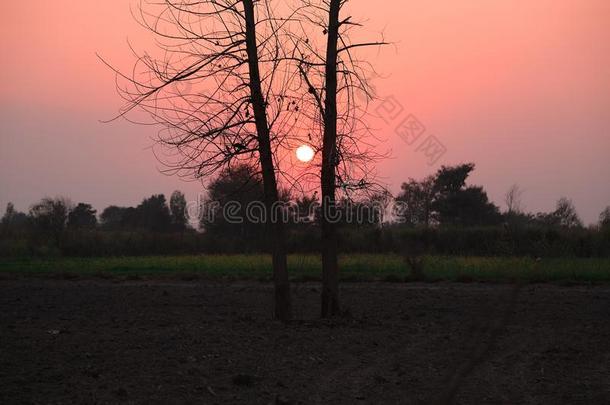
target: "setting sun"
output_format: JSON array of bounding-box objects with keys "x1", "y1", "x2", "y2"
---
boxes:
[{"x1": 296, "y1": 145, "x2": 315, "y2": 163}]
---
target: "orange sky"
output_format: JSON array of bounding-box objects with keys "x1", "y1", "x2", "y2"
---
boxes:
[{"x1": 1, "y1": 0, "x2": 609, "y2": 223}]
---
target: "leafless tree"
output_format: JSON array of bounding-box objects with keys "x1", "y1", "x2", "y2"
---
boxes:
[
  {"x1": 101, "y1": 0, "x2": 311, "y2": 321},
  {"x1": 599, "y1": 206, "x2": 610, "y2": 229},
  {"x1": 553, "y1": 197, "x2": 582, "y2": 228},
  {"x1": 504, "y1": 184, "x2": 524, "y2": 214},
  {"x1": 286, "y1": 0, "x2": 387, "y2": 316}
]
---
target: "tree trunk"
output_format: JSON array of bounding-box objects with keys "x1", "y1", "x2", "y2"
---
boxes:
[
  {"x1": 320, "y1": 0, "x2": 341, "y2": 318},
  {"x1": 242, "y1": 0, "x2": 292, "y2": 321}
]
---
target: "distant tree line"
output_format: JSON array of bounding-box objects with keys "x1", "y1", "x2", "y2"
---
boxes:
[
  {"x1": 394, "y1": 163, "x2": 587, "y2": 229},
  {"x1": 1, "y1": 163, "x2": 609, "y2": 257},
  {"x1": 2, "y1": 191, "x2": 188, "y2": 234}
]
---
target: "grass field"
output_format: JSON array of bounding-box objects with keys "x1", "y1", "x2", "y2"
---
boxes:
[{"x1": 0, "y1": 254, "x2": 609, "y2": 283}]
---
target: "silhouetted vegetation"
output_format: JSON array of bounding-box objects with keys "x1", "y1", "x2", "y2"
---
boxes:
[
  {"x1": 396, "y1": 163, "x2": 502, "y2": 227},
  {"x1": 600, "y1": 207, "x2": 610, "y2": 229},
  {"x1": 67, "y1": 203, "x2": 97, "y2": 230},
  {"x1": 1, "y1": 164, "x2": 609, "y2": 258}
]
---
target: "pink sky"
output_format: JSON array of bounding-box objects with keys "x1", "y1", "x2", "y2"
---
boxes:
[{"x1": 1, "y1": 0, "x2": 609, "y2": 224}]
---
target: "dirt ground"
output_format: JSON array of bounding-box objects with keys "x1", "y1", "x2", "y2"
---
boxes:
[{"x1": 1, "y1": 280, "x2": 608, "y2": 404}]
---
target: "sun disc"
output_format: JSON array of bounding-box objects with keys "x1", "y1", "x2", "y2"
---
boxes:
[{"x1": 296, "y1": 145, "x2": 315, "y2": 162}]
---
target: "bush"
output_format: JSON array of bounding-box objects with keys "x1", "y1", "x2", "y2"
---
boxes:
[{"x1": 0, "y1": 224, "x2": 608, "y2": 258}]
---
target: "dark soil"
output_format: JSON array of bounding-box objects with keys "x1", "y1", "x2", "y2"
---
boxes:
[{"x1": 1, "y1": 280, "x2": 608, "y2": 404}]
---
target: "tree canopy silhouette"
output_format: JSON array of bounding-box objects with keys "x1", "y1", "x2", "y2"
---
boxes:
[{"x1": 102, "y1": 0, "x2": 318, "y2": 320}]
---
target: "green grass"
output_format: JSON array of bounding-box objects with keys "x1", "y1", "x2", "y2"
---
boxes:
[{"x1": 0, "y1": 255, "x2": 609, "y2": 283}]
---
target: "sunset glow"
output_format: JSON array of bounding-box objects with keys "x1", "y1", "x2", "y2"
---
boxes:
[{"x1": 0, "y1": 0, "x2": 608, "y2": 223}]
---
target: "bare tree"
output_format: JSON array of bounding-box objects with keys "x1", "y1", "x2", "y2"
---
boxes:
[
  {"x1": 504, "y1": 184, "x2": 524, "y2": 214},
  {"x1": 287, "y1": 0, "x2": 387, "y2": 316},
  {"x1": 553, "y1": 197, "x2": 582, "y2": 228},
  {"x1": 101, "y1": 0, "x2": 307, "y2": 321},
  {"x1": 600, "y1": 206, "x2": 610, "y2": 229}
]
